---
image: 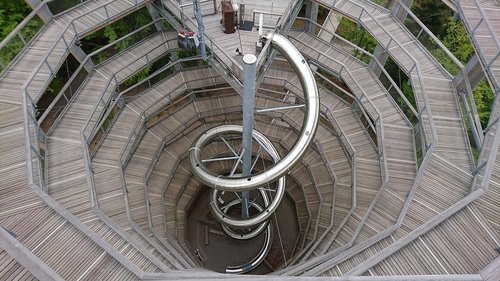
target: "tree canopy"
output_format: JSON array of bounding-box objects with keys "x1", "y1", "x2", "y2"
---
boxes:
[{"x1": 0, "y1": 0, "x2": 43, "y2": 68}]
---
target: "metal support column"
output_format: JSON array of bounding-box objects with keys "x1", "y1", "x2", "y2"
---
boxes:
[
  {"x1": 193, "y1": 0, "x2": 207, "y2": 60},
  {"x1": 241, "y1": 54, "x2": 257, "y2": 219},
  {"x1": 305, "y1": 1, "x2": 319, "y2": 34},
  {"x1": 460, "y1": 92, "x2": 482, "y2": 149},
  {"x1": 146, "y1": 2, "x2": 181, "y2": 71},
  {"x1": 454, "y1": 55, "x2": 486, "y2": 92},
  {"x1": 25, "y1": 0, "x2": 52, "y2": 22},
  {"x1": 147, "y1": 3, "x2": 165, "y2": 31}
]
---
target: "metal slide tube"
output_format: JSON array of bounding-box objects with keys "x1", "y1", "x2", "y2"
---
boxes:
[
  {"x1": 189, "y1": 33, "x2": 319, "y2": 191},
  {"x1": 225, "y1": 223, "x2": 273, "y2": 274},
  {"x1": 220, "y1": 198, "x2": 268, "y2": 240},
  {"x1": 202, "y1": 125, "x2": 286, "y2": 228}
]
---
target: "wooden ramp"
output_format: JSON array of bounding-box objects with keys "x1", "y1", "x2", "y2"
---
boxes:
[
  {"x1": 286, "y1": 30, "x2": 417, "y2": 264},
  {"x1": 0, "y1": 0, "x2": 173, "y2": 279},
  {"x1": 457, "y1": 0, "x2": 500, "y2": 241},
  {"x1": 279, "y1": 0, "x2": 499, "y2": 277},
  {"x1": 1, "y1": 0, "x2": 500, "y2": 279},
  {"x1": 457, "y1": 0, "x2": 500, "y2": 95},
  {"x1": 46, "y1": 30, "x2": 185, "y2": 273}
]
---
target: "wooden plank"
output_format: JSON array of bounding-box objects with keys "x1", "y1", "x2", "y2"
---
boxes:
[{"x1": 0, "y1": 226, "x2": 64, "y2": 281}]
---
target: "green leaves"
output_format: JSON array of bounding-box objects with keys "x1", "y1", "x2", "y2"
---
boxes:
[
  {"x1": 441, "y1": 20, "x2": 474, "y2": 63},
  {"x1": 0, "y1": 1, "x2": 43, "y2": 69}
]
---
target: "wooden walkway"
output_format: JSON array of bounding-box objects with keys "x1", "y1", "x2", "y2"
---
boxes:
[
  {"x1": 284, "y1": 29, "x2": 416, "y2": 264},
  {"x1": 278, "y1": 0, "x2": 499, "y2": 277},
  {"x1": 457, "y1": 0, "x2": 500, "y2": 95},
  {"x1": 46, "y1": 30, "x2": 186, "y2": 273},
  {"x1": 0, "y1": 0, "x2": 170, "y2": 279},
  {"x1": 2, "y1": 0, "x2": 500, "y2": 279},
  {"x1": 159, "y1": 0, "x2": 295, "y2": 79},
  {"x1": 91, "y1": 66, "x2": 223, "y2": 269},
  {"x1": 457, "y1": 0, "x2": 500, "y2": 240}
]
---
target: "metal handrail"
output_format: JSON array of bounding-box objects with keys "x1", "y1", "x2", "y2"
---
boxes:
[
  {"x1": 41, "y1": 19, "x2": 169, "y2": 127},
  {"x1": 22, "y1": 91, "x2": 44, "y2": 189},
  {"x1": 24, "y1": 0, "x2": 147, "y2": 103},
  {"x1": 0, "y1": 0, "x2": 55, "y2": 75},
  {"x1": 262, "y1": 70, "x2": 376, "y2": 260},
  {"x1": 283, "y1": 0, "x2": 469, "y2": 274},
  {"x1": 81, "y1": 41, "x2": 197, "y2": 149},
  {"x1": 267, "y1": 75, "x2": 357, "y2": 166},
  {"x1": 83, "y1": 33, "x2": 176, "y2": 140},
  {"x1": 314, "y1": 58, "x2": 388, "y2": 180},
  {"x1": 291, "y1": 39, "x2": 380, "y2": 139},
  {"x1": 276, "y1": 3, "x2": 444, "y2": 274},
  {"x1": 283, "y1": 75, "x2": 358, "y2": 158},
  {"x1": 393, "y1": 0, "x2": 482, "y2": 150},
  {"x1": 159, "y1": 0, "x2": 302, "y2": 94},
  {"x1": 471, "y1": 118, "x2": 500, "y2": 189},
  {"x1": 338, "y1": 0, "x2": 437, "y2": 149},
  {"x1": 142, "y1": 75, "x2": 225, "y2": 120},
  {"x1": 282, "y1": 77, "x2": 359, "y2": 260},
  {"x1": 457, "y1": 0, "x2": 500, "y2": 91},
  {"x1": 252, "y1": 10, "x2": 283, "y2": 29},
  {"x1": 51, "y1": 0, "x2": 93, "y2": 17},
  {"x1": 394, "y1": 0, "x2": 464, "y2": 71},
  {"x1": 255, "y1": 0, "x2": 303, "y2": 78},
  {"x1": 18, "y1": 1, "x2": 158, "y2": 194},
  {"x1": 111, "y1": 66, "x2": 352, "y2": 264},
  {"x1": 143, "y1": 105, "x2": 317, "y2": 247},
  {"x1": 111, "y1": 61, "x2": 205, "y2": 166},
  {"x1": 135, "y1": 77, "x2": 349, "y2": 241},
  {"x1": 293, "y1": 17, "x2": 419, "y2": 123}
]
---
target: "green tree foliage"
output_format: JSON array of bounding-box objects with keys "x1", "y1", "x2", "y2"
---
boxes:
[
  {"x1": 412, "y1": 0, "x2": 452, "y2": 38},
  {"x1": 441, "y1": 20, "x2": 474, "y2": 63},
  {"x1": 473, "y1": 80, "x2": 494, "y2": 127},
  {"x1": 41, "y1": 8, "x2": 155, "y2": 110},
  {"x1": 0, "y1": 0, "x2": 31, "y2": 40},
  {"x1": 0, "y1": 0, "x2": 43, "y2": 67},
  {"x1": 336, "y1": 17, "x2": 378, "y2": 61},
  {"x1": 80, "y1": 8, "x2": 155, "y2": 86},
  {"x1": 438, "y1": 19, "x2": 494, "y2": 127},
  {"x1": 81, "y1": 8, "x2": 153, "y2": 55}
]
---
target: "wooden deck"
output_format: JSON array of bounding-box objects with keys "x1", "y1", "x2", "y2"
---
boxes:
[
  {"x1": 1, "y1": 0, "x2": 500, "y2": 279},
  {"x1": 46, "y1": 30, "x2": 186, "y2": 273},
  {"x1": 0, "y1": 0, "x2": 174, "y2": 279},
  {"x1": 278, "y1": 0, "x2": 499, "y2": 277},
  {"x1": 283, "y1": 30, "x2": 417, "y2": 265},
  {"x1": 457, "y1": 0, "x2": 500, "y2": 95},
  {"x1": 160, "y1": 0, "x2": 294, "y2": 77}
]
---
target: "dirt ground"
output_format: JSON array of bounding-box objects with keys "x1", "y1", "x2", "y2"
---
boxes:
[{"x1": 185, "y1": 186, "x2": 300, "y2": 274}]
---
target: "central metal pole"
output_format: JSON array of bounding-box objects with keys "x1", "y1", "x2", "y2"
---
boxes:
[
  {"x1": 193, "y1": 0, "x2": 207, "y2": 60},
  {"x1": 241, "y1": 54, "x2": 257, "y2": 220}
]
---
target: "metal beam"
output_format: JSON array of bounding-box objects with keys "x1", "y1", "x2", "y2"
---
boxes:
[
  {"x1": 24, "y1": 0, "x2": 52, "y2": 22},
  {"x1": 305, "y1": 0, "x2": 319, "y2": 33},
  {"x1": 454, "y1": 55, "x2": 486, "y2": 92},
  {"x1": 481, "y1": 256, "x2": 500, "y2": 281},
  {"x1": 0, "y1": 226, "x2": 64, "y2": 281},
  {"x1": 441, "y1": 0, "x2": 458, "y2": 13},
  {"x1": 153, "y1": 1, "x2": 182, "y2": 30}
]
